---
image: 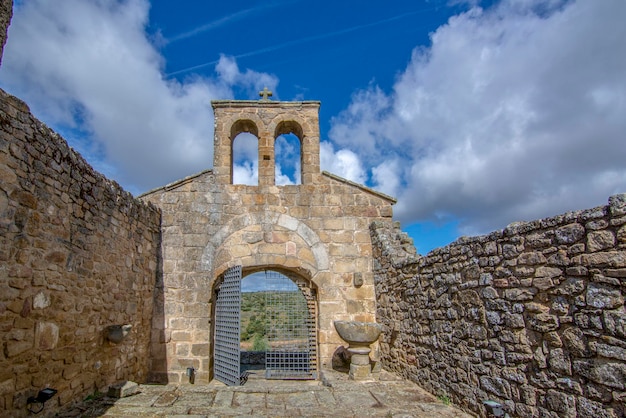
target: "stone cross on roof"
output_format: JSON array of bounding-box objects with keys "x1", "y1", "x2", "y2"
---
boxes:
[{"x1": 259, "y1": 87, "x2": 273, "y2": 101}]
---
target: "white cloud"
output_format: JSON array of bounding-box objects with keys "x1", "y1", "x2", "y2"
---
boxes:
[
  {"x1": 275, "y1": 163, "x2": 295, "y2": 186},
  {"x1": 275, "y1": 134, "x2": 301, "y2": 185},
  {"x1": 233, "y1": 133, "x2": 260, "y2": 163},
  {"x1": 0, "y1": 0, "x2": 277, "y2": 194},
  {"x1": 215, "y1": 55, "x2": 279, "y2": 99},
  {"x1": 330, "y1": 0, "x2": 626, "y2": 234},
  {"x1": 232, "y1": 132, "x2": 259, "y2": 185},
  {"x1": 372, "y1": 160, "x2": 402, "y2": 198},
  {"x1": 233, "y1": 161, "x2": 258, "y2": 186},
  {"x1": 320, "y1": 141, "x2": 367, "y2": 185}
]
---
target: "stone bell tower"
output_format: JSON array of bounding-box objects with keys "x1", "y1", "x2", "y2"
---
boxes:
[
  {"x1": 212, "y1": 88, "x2": 321, "y2": 186},
  {"x1": 141, "y1": 88, "x2": 396, "y2": 384}
]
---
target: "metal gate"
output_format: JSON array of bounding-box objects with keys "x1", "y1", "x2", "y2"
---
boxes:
[
  {"x1": 214, "y1": 265, "x2": 242, "y2": 386},
  {"x1": 264, "y1": 271, "x2": 317, "y2": 379}
]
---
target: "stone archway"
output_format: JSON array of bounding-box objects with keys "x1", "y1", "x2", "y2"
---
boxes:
[
  {"x1": 210, "y1": 265, "x2": 318, "y2": 385},
  {"x1": 204, "y1": 211, "x2": 329, "y2": 286}
]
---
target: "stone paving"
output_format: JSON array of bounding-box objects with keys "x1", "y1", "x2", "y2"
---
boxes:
[{"x1": 69, "y1": 370, "x2": 474, "y2": 417}]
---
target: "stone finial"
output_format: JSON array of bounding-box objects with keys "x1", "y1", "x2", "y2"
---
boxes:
[{"x1": 259, "y1": 87, "x2": 273, "y2": 101}]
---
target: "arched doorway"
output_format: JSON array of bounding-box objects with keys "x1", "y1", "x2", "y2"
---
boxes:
[{"x1": 213, "y1": 266, "x2": 318, "y2": 386}]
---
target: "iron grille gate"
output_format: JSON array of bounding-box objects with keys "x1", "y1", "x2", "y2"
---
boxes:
[
  {"x1": 214, "y1": 265, "x2": 242, "y2": 386},
  {"x1": 264, "y1": 271, "x2": 317, "y2": 379}
]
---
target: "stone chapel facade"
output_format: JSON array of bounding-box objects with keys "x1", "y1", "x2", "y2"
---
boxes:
[{"x1": 140, "y1": 98, "x2": 396, "y2": 384}]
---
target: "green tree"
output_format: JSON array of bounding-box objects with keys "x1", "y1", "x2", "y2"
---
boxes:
[{"x1": 252, "y1": 334, "x2": 270, "y2": 351}]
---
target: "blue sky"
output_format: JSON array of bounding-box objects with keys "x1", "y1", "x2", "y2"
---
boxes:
[
  {"x1": 1, "y1": 0, "x2": 625, "y2": 254},
  {"x1": 241, "y1": 271, "x2": 298, "y2": 293}
]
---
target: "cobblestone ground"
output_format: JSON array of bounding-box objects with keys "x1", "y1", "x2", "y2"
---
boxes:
[{"x1": 67, "y1": 370, "x2": 474, "y2": 417}]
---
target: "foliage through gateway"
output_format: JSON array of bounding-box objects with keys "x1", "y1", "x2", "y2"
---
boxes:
[{"x1": 240, "y1": 290, "x2": 309, "y2": 351}]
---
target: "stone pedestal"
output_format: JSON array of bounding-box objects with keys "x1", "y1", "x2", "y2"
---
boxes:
[
  {"x1": 334, "y1": 321, "x2": 383, "y2": 381},
  {"x1": 348, "y1": 347, "x2": 373, "y2": 380}
]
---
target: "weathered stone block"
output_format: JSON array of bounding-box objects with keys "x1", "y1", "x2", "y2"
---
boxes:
[
  {"x1": 35, "y1": 321, "x2": 59, "y2": 350},
  {"x1": 191, "y1": 344, "x2": 209, "y2": 356},
  {"x1": 518, "y1": 251, "x2": 546, "y2": 265},
  {"x1": 618, "y1": 225, "x2": 626, "y2": 243},
  {"x1": 546, "y1": 389, "x2": 576, "y2": 416},
  {"x1": 608, "y1": 193, "x2": 626, "y2": 216},
  {"x1": 544, "y1": 331, "x2": 563, "y2": 347},
  {"x1": 171, "y1": 331, "x2": 192, "y2": 342},
  {"x1": 480, "y1": 376, "x2": 511, "y2": 398},
  {"x1": 175, "y1": 343, "x2": 190, "y2": 356},
  {"x1": 108, "y1": 381, "x2": 139, "y2": 398},
  {"x1": 586, "y1": 283, "x2": 624, "y2": 309},
  {"x1": 32, "y1": 291, "x2": 50, "y2": 309},
  {"x1": 577, "y1": 396, "x2": 616, "y2": 418},
  {"x1": 579, "y1": 251, "x2": 626, "y2": 268},
  {"x1": 504, "y1": 288, "x2": 536, "y2": 301},
  {"x1": 5, "y1": 340, "x2": 32, "y2": 358},
  {"x1": 556, "y1": 377, "x2": 582, "y2": 394},
  {"x1": 525, "y1": 302, "x2": 550, "y2": 313},
  {"x1": 527, "y1": 233, "x2": 552, "y2": 248},
  {"x1": 603, "y1": 309, "x2": 626, "y2": 338},
  {"x1": 528, "y1": 313, "x2": 559, "y2": 332},
  {"x1": 596, "y1": 343, "x2": 626, "y2": 361},
  {"x1": 573, "y1": 360, "x2": 626, "y2": 389},
  {"x1": 504, "y1": 313, "x2": 525, "y2": 329},
  {"x1": 606, "y1": 268, "x2": 626, "y2": 278},
  {"x1": 587, "y1": 230, "x2": 616, "y2": 253},
  {"x1": 555, "y1": 223, "x2": 585, "y2": 244},
  {"x1": 0, "y1": 378, "x2": 15, "y2": 397},
  {"x1": 548, "y1": 348, "x2": 571, "y2": 375},
  {"x1": 533, "y1": 277, "x2": 555, "y2": 290},
  {"x1": 535, "y1": 266, "x2": 562, "y2": 279}
]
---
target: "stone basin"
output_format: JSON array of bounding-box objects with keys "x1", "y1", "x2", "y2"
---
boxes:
[
  {"x1": 334, "y1": 321, "x2": 382, "y2": 345},
  {"x1": 334, "y1": 321, "x2": 382, "y2": 380},
  {"x1": 106, "y1": 324, "x2": 132, "y2": 344}
]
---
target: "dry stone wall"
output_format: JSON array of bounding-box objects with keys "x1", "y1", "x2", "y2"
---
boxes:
[
  {"x1": 0, "y1": 0, "x2": 11, "y2": 66},
  {"x1": 0, "y1": 89, "x2": 161, "y2": 417},
  {"x1": 371, "y1": 195, "x2": 626, "y2": 418}
]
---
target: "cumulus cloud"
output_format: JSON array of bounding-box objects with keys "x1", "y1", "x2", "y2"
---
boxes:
[
  {"x1": 330, "y1": 0, "x2": 626, "y2": 235},
  {"x1": 215, "y1": 56, "x2": 279, "y2": 100},
  {"x1": 320, "y1": 141, "x2": 367, "y2": 185},
  {"x1": 233, "y1": 161, "x2": 258, "y2": 186},
  {"x1": 0, "y1": 0, "x2": 277, "y2": 194},
  {"x1": 232, "y1": 133, "x2": 259, "y2": 185}
]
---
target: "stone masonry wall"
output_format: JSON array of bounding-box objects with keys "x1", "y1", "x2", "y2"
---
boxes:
[
  {"x1": 141, "y1": 170, "x2": 393, "y2": 384},
  {"x1": 0, "y1": 89, "x2": 161, "y2": 417},
  {"x1": 140, "y1": 99, "x2": 395, "y2": 385},
  {"x1": 371, "y1": 194, "x2": 626, "y2": 418},
  {"x1": 0, "y1": 0, "x2": 11, "y2": 67}
]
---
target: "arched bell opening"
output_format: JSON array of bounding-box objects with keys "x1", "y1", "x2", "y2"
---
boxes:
[
  {"x1": 232, "y1": 132, "x2": 259, "y2": 185},
  {"x1": 274, "y1": 120, "x2": 304, "y2": 186}
]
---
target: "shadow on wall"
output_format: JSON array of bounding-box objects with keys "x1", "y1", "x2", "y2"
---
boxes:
[{"x1": 148, "y1": 239, "x2": 167, "y2": 384}]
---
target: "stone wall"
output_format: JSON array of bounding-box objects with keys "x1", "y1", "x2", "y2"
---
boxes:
[
  {"x1": 371, "y1": 195, "x2": 626, "y2": 418},
  {"x1": 0, "y1": 89, "x2": 161, "y2": 417},
  {"x1": 141, "y1": 170, "x2": 394, "y2": 384},
  {"x1": 0, "y1": 0, "x2": 11, "y2": 66},
  {"x1": 140, "y1": 99, "x2": 395, "y2": 384}
]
